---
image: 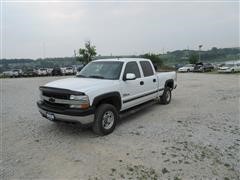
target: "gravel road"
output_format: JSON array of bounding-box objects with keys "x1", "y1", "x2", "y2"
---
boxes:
[{"x1": 1, "y1": 73, "x2": 240, "y2": 180}]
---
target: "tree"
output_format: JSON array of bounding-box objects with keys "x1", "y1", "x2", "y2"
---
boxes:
[
  {"x1": 77, "y1": 41, "x2": 97, "y2": 64},
  {"x1": 189, "y1": 53, "x2": 198, "y2": 64},
  {"x1": 140, "y1": 53, "x2": 163, "y2": 67}
]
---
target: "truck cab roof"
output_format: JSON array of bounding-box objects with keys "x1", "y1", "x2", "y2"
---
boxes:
[{"x1": 93, "y1": 58, "x2": 151, "y2": 63}]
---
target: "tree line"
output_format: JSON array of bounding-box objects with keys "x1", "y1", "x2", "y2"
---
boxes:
[{"x1": 1, "y1": 42, "x2": 239, "y2": 73}]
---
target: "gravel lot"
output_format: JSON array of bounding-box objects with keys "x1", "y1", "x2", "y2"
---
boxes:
[{"x1": 1, "y1": 73, "x2": 240, "y2": 180}]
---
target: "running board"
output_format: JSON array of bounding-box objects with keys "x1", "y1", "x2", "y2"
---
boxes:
[{"x1": 119, "y1": 100, "x2": 157, "y2": 119}]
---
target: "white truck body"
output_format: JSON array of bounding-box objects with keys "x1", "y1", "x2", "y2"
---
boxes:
[{"x1": 37, "y1": 58, "x2": 177, "y2": 135}]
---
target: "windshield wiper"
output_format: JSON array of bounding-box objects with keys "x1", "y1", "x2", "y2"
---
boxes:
[{"x1": 88, "y1": 75, "x2": 105, "y2": 79}]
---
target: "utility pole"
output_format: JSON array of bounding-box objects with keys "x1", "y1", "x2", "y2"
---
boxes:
[
  {"x1": 42, "y1": 42, "x2": 46, "y2": 59},
  {"x1": 198, "y1": 45, "x2": 203, "y2": 62},
  {"x1": 74, "y1": 50, "x2": 76, "y2": 58}
]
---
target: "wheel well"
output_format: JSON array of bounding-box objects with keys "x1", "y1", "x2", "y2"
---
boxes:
[
  {"x1": 93, "y1": 93, "x2": 122, "y2": 111},
  {"x1": 165, "y1": 79, "x2": 174, "y2": 89}
]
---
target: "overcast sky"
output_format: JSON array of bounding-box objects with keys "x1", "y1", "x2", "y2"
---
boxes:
[{"x1": 1, "y1": 1, "x2": 239, "y2": 59}]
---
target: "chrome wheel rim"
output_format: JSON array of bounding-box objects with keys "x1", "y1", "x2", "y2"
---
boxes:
[
  {"x1": 102, "y1": 111, "x2": 114, "y2": 130},
  {"x1": 166, "y1": 90, "x2": 171, "y2": 102}
]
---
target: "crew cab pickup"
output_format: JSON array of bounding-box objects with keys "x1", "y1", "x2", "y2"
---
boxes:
[{"x1": 37, "y1": 58, "x2": 177, "y2": 135}]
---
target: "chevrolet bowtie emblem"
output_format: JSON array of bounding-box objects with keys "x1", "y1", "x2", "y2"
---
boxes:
[{"x1": 49, "y1": 97, "x2": 55, "y2": 103}]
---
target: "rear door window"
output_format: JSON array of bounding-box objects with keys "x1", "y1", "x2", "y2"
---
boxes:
[{"x1": 140, "y1": 61, "x2": 154, "y2": 77}]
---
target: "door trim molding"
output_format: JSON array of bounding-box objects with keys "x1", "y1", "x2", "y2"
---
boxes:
[{"x1": 122, "y1": 88, "x2": 164, "y2": 104}]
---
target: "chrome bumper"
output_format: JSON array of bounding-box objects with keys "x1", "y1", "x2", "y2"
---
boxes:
[{"x1": 38, "y1": 108, "x2": 94, "y2": 125}]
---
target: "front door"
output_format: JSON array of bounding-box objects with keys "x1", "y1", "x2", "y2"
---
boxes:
[{"x1": 120, "y1": 61, "x2": 146, "y2": 110}]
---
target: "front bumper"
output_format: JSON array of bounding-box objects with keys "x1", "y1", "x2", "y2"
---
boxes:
[{"x1": 37, "y1": 101, "x2": 94, "y2": 124}]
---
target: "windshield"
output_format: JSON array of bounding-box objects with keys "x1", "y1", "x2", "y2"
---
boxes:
[
  {"x1": 185, "y1": 64, "x2": 193, "y2": 67},
  {"x1": 77, "y1": 61, "x2": 123, "y2": 80}
]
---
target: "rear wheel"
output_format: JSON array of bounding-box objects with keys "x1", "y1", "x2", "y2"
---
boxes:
[
  {"x1": 93, "y1": 104, "x2": 118, "y2": 135},
  {"x1": 187, "y1": 69, "x2": 190, "y2": 72},
  {"x1": 231, "y1": 69, "x2": 234, "y2": 73},
  {"x1": 160, "y1": 87, "x2": 172, "y2": 105}
]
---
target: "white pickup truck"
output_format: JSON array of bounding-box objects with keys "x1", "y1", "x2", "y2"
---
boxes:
[{"x1": 37, "y1": 58, "x2": 177, "y2": 135}]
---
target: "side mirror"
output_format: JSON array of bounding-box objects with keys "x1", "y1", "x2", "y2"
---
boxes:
[{"x1": 125, "y1": 73, "x2": 136, "y2": 81}]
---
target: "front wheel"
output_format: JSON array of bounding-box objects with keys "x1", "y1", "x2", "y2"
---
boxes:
[
  {"x1": 92, "y1": 104, "x2": 119, "y2": 136},
  {"x1": 159, "y1": 87, "x2": 172, "y2": 105}
]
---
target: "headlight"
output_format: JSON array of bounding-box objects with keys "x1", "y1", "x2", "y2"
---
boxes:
[{"x1": 69, "y1": 95, "x2": 90, "y2": 109}]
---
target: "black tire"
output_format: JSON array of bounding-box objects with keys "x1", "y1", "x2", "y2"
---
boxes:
[
  {"x1": 92, "y1": 104, "x2": 119, "y2": 136},
  {"x1": 160, "y1": 87, "x2": 172, "y2": 105},
  {"x1": 231, "y1": 69, "x2": 234, "y2": 73},
  {"x1": 187, "y1": 69, "x2": 190, "y2": 72}
]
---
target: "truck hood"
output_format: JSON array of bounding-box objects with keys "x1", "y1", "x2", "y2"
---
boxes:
[{"x1": 44, "y1": 77, "x2": 115, "y2": 93}]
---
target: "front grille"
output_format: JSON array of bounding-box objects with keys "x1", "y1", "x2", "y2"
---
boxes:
[
  {"x1": 40, "y1": 87, "x2": 71, "y2": 110},
  {"x1": 42, "y1": 91, "x2": 69, "y2": 99},
  {"x1": 39, "y1": 87, "x2": 85, "y2": 111},
  {"x1": 43, "y1": 100, "x2": 69, "y2": 110}
]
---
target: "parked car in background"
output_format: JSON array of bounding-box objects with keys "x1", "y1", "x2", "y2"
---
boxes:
[
  {"x1": 46, "y1": 68, "x2": 53, "y2": 76},
  {"x1": 12, "y1": 69, "x2": 23, "y2": 77},
  {"x1": 51, "y1": 67, "x2": 63, "y2": 76},
  {"x1": 60, "y1": 67, "x2": 67, "y2": 75},
  {"x1": 175, "y1": 64, "x2": 184, "y2": 70},
  {"x1": 23, "y1": 69, "x2": 37, "y2": 77},
  {"x1": 218, "y1": 64, "x2": 240, "y2": 73},
  {"x1": 64, "y1": 67, "x2": 74, "y2": 75},
  {"x1": 76, "y1": 65, "x2": 85, "y2": 75},
  {"x1": 178, "y1": 64, "x2": 195, "y2": 72},
  {"x1": 194, "y1": 62, "x2": 214, "y2": 72},
  {"x1": 2, "y1": 71, "x2": 14, "y2": 78},
  {"x1": 37, "y1": 68, "x2": 48, "y2": 76}
]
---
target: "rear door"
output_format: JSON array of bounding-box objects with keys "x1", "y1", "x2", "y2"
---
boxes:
[{"x1": 139, "y1": 61, "x2": 159, "y2": 99}]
